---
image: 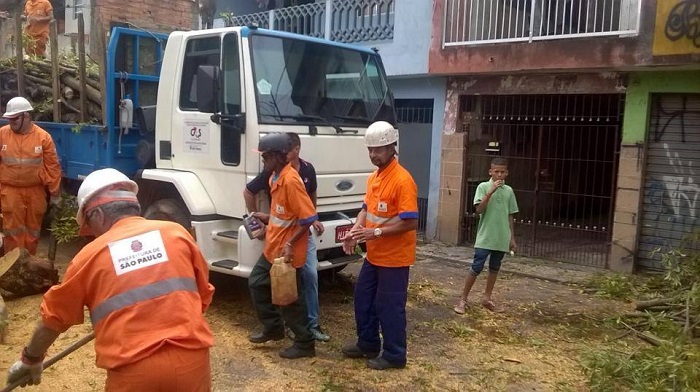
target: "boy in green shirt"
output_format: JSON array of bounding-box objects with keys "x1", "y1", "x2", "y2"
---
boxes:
[{"x1": 454, "y1": 157, "x2": 518, "y2": 314}]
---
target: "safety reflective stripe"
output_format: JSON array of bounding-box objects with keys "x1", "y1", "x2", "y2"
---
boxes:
[
  {"x1": 366, "y1": 212, "x2": 396, "y2": 225},
  {"x1": 27, "y1": 228, "x2": 41, "y2": 238},
  {"x1": 90, "y1": 277, "x2": 198, "y2": 326},
  {"x1": 1, "y1": 157, "x2": 43, "y2": 165},
  {"x1": 3, "y1": 227, "x2": 26, "y2": 236},
  {"x1": 269, "y1": 215, "x2": 294, "y2": 228}
]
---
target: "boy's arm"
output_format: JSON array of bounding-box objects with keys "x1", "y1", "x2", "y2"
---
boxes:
[
  {"x1": 475, "y1": 181, "x2": 502, "y2": 214},
  {"x1": 508, "y1": 187, "x2": 519, "y2": 252},
  {"x1": 509, "y1": 215, "x2": 517, "y2": 252}
]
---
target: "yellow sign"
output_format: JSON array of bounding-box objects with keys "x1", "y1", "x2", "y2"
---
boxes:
[{"x1": 653, "y1": 0, "x2": 700, "y2": 56}]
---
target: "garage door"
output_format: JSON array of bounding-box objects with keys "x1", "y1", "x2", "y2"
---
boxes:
[{"x1": 638, "y1": 94, "x2": 700, "y2": 271}]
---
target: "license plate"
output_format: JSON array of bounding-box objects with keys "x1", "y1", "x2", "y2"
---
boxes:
[{"x1": 335, "y1": 224, "x2": 353, "y2": 243}]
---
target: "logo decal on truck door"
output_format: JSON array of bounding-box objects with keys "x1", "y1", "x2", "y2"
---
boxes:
[{"x1": 183, "y1": 120, "x2": 210, "y2": 154}]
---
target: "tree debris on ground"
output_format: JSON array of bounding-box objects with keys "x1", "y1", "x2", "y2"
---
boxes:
[
  {"x1": 0, "y1": 53, "x2": 101, "y2": 123},
  {"x1": 0, "y1": 247, "x2": 59, "y2": 298},
  {"x1": 583, "y1": 230, "x2": 700, "y2": 391}
]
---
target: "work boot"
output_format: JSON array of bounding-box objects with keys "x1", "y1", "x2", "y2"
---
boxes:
[
  {"x1": 341, "y1": 343, "x2": 379, "y2": 359},
  {"x1": 367, "y1": 357, "x2": 406, "y2": 370},
  {"x1": 310, "y1": 326, "x2": 330, "y2": 342},
  {"x1": 248, "y1": 330, "x2": 285, "y2": 344},
  {"x1": 279, "y1": 345, "x2": 315, "y2": 359}
]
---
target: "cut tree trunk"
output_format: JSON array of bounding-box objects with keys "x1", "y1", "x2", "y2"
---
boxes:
[{"x1": 0, "y1": 248, "x2": 59, "y2": 298}]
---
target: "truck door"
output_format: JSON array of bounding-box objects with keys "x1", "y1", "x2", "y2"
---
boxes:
[{"x1": 172, "y1": 32, "x2": 246, "y2": 218}]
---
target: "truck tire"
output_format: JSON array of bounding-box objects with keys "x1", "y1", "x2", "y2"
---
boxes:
[{"x1": 142, "y1": 199, "x2": 191, "y2": 229}]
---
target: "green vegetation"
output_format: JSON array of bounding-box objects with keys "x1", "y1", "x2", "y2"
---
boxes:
[
  {"x1": 583, "y1": 231, "x2": 700, "y2": 391},
  {"x1": 48, "y1": 194, "x2": 80, "y2": 244}
]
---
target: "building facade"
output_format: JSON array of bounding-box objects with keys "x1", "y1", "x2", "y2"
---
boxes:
[{"x1": 431, "y1": 0, "x2": 699, "y2": 272}]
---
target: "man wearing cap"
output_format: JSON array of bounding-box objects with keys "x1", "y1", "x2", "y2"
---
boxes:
[
  {"x1": 6, "y1": 168, "x2": 215, "y2": 390},
  {"x1": 248, "y1": 132, "x2": 319, "y2": 359},
  {"x1": 0, "y1": 96, "x2": 61, "y2": 255},
  {"x1": 244, "y1": 132, "x2": 330, "y2": 343},
  {"x1": 341, "y1": 121, "x2": 418, "y2": 370}
]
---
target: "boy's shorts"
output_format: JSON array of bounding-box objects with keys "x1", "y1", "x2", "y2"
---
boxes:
[{"x1": 469, "y1": 248, "x2": 505, "y2": 276}]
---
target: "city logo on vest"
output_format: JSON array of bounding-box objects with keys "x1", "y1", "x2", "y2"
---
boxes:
[
  {"x1": 378, "y1": 201, "x2": 387, "y2": 212},
  {"x1": 131, "y1": 240, "x2": 143, "y2": 252},
  {"x1": 108, "y1": 230, "x2": 170, "y2": 275},
  {"x1": 34, "y1": 146, "x2": 43, "y2": 154},
  {"x1": 276, "y1": 204, "x2": 285, "y2": 214}
]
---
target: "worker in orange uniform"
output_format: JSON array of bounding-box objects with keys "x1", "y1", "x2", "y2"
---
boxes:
[
  {"x1": 341, "y1": 121, "x2": 418, "y2": 370},
  {"x1": 248, "y1": 132, "x2": 318, "y2": 359},
  {"x1": 22, "y1": 0, "x2": 54, "y2": 57},
  {"x1": 6, "y1": 168, "x2": 215, "y2": 391},
  {"x1": 0, "y1": 96, "x2": 61, "y2": 255}
]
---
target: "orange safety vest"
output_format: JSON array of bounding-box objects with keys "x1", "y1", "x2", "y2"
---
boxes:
[
  {"x1": 263, "y1": 163, "x2": 318, "y2": 268},
  {"x1": 23, "y1": 0, "x2": 52, "y2": 38},
  {"x1": 363, "y1": 158, "x2": 419, "y2": 267},
  {"x1": 40, "y1": 216, "x2": 215, "y2": 370},
  {"x1": 0, "y1": 123, "x2": 61, "y2": 194}
]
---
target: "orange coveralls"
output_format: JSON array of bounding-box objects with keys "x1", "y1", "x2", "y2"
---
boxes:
[
  {"x1": 0, "y1": 123, "x2": 61, "y2": 255},
  {"x1": 23, "y1": 0, "x2": 53, "y2": 56},
  {"x1": 41, "y1": 216, "x2": 215, "y2": 391}
]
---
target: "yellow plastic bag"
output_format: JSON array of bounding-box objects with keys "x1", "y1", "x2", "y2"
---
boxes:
[{"x1": 270, "y1": 257, "x2": 298, "y2": 306}]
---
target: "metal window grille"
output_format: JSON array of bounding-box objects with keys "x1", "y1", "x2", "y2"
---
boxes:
[
  {"x1": 443, "y1": 0, "x2": 640, "y2": 47},
  {"x1": 460, "y1": 94, "x2": 624, "y2": 267}
]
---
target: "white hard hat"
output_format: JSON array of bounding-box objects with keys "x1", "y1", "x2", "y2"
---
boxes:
[
  {"x1": 364, "y1": 121, "x2": 398, "y2": 147},
  {"x1": 2, "y1": 97, "x2": 34, "y2": 118},
  {"x1": 76, "y1": 168, "x2": 138, "y2": 226}
]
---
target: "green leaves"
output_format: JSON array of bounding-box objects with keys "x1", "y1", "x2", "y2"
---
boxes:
[{"x1": 48, "y1": 193, "x2": 80, "y2": 244}]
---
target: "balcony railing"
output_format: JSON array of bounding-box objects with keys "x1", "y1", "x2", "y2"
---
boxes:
[
  {"x1": 226, "y1": 0, "x2": 394, "y2": 43},
  {"x1": 443, "y1": 0, "x2": 641, "y2": 47}
]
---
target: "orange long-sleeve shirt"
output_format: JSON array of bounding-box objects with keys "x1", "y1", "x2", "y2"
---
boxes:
[
  {"x1": 23, "y1": 0, "x2": 53, "y2": 38},
  {"x1": 0, "y1": 123, "x2": 62, "y2": 195},
  {"x1": 40, "y1": 216, "x2": 215, "y2": 370}
]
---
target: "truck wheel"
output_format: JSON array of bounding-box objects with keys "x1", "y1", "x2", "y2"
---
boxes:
[{"x1": 143, "y1": 199, "x2": 191, "y2": 229}]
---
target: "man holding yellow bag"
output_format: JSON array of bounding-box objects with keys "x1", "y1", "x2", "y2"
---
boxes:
[{"x1": 248, "y1": 133, "x2": 318, "y2": 359}]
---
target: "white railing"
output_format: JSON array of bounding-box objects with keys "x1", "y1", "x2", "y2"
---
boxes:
[
  {"x1": 443, "y1": 0, "x2": 641, "y2": 46},
  {"x1": 226, "y1": 0, "x2": 394, "y2": 43}
]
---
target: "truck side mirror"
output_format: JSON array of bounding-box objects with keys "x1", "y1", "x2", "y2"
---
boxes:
[{"x1": 196, "y1": 65, "x2": 220, "y2": 113}]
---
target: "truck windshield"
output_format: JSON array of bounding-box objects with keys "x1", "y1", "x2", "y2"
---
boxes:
[{"x1": 250, "y1": 34, "x2": 394, "y2": 127}]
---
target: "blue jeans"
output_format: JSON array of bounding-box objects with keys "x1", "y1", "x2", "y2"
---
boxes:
[
  {"x1": 301, "y1": 234, "x2": 320, "y2": 329},
  {"x1": 470, "y1": 248, "x2": 505, "y2": 276},
  {"x1": 354, "y1": 259, "x2": 410, "y2": 366}
]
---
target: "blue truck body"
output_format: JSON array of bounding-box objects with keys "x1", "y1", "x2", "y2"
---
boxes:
[{"x1": 31, "y1": 28, "x2": 168, "y2": 180}]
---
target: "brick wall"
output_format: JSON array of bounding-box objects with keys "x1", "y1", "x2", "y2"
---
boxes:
[
  {"x1": 609, "y1": 144, "x2": 643, "y2": 273},
  {"x1": 95, "y1": 0, "x2": 198, "y2": 35},
  {"x1": 437, "y1": 132, "x2": 467, "y2": 244}
]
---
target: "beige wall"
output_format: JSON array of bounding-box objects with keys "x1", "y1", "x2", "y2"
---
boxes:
[
  {"x1": 437, "y1": 132, "x2": 466, "y2": 244},
  {"x1": 609, "y1": 144, "x2": 642, "y2": 273}
]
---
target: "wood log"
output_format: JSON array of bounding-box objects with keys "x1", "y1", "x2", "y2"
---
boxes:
[
  {"x1": 0, "y1": 248, "x2": 58, "y2": 298},
  {"x1": 25, "y1": 74, "x2": 52, "y2": 87},
  {"x1": 61, "y1": 74, "x2": 101, "y2": 104},
  {"x1": 635, "y1": 298, "x2": 673, "y2": 311}
]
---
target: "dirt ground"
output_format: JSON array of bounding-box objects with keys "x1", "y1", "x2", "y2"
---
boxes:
[{"x1": 0, "y1": 237, "x2": 632, "y2": 391}]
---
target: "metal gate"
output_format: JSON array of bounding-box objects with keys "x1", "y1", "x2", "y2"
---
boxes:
[
  {"x1": 460, "y1": 94, "x2": 623, "y2": 267},
  {"x1": 396, "y1": 99, "x2": 434, "y2": 234},
  {"x1": 638, "y1": 94, "x2": 700, "y2": 271}
]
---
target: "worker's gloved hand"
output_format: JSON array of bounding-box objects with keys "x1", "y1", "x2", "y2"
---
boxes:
[
  {"x1": 7, "y1": 359, "x2": 43, "y2": 386},
  {"x1": 49, "y1": 194, "x2": 62, "y2": 207}
]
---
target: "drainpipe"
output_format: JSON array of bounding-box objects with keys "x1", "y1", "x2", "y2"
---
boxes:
[{"x1": 324, "y1": 0, "x2": 332, "y2": 40}]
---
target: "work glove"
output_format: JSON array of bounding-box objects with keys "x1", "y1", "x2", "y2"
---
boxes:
[{"x1": 7, "y1": 359, "x2": 43, "y2": 387}]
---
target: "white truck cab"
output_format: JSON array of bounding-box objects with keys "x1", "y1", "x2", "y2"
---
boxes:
[{"x1": 135, "y1": 26, "x2": 396, "y2": 277}]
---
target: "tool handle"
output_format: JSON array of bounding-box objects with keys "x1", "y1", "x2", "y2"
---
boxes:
[{"x1": 1, "y1": 332, "x2": 95, "y2": 392}]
